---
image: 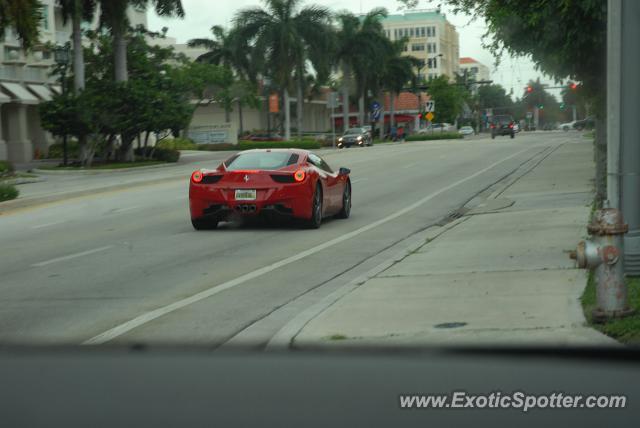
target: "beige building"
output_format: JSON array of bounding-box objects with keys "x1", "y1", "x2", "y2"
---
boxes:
[
  {"x1": 0, "y1": 1, "x2": 147, "y2": 163},
  {"x1": 459, "y1": 57, "x2": 491, "y2": 82},
  {"x1": 381, "y1": 9, "x2": 460, "y2": 81}
]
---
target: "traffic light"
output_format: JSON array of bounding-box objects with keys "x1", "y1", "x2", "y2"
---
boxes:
[
  {"x1": 570, "y1": 82, "x2": 578, "y2": 90},
  {"x1": 538, "y1": 104, "x2": 544, "y2": 109},
  {"x1": 526, "y1": 85, "x2": 533, "y2": 93},
  {"x1": 560, "y1": 102, "x2": 566, "y2": 110}
]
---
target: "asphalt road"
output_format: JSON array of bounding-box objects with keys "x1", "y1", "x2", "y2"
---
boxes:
[{"x1": 0, "y1": 132, "x2": 581, "y2": 346}]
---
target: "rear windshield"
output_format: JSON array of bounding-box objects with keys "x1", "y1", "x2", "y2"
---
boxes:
[
  {"x1": 225, "y1": 152, "x2": 294, "y2": 171},
  {"x1": 494, "y1": 115, "x2": 513, "y2": 123}
]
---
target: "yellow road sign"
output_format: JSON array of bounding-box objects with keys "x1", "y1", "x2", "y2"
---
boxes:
[{"x1": 426, "y1": 112, "x2": 434, "y2": 121}]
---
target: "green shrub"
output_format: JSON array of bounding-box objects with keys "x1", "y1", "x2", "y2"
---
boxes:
[
  {"x1": 156, "y1": 138, "x2": 197, "y2": 150},
  {"x1": 0, "y1": 160, "x2": 14, "y2": 176},
  {"x1": 134, "y1": 147, "x2": 180, "y2": 162},
  {"x1": 405, "y1": 132, "x2": 463, "y2": 142},
  {"x1": 194, "y1": 143, "x2": 236, "y2": 151},
  {"x1": 0, "y1": 183, "x2": 19, "y2": 201},
  {"x1": 46, "y1": 141, "x2": 80, "y2": 159}
]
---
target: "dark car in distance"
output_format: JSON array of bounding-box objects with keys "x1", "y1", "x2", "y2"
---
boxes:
[
  {"x1": 490, "y1": 115, "x2": 516, "y2": 139},
  {"x1": 337, "y1": 128, "x2": 373, "y2": 148}
]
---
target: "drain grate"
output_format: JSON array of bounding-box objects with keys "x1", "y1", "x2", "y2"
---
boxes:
[
  {"x1": 434, "y1": 322, "x2": 468, "y2": 329},
  {"x1": 436, "y1": 208, "x2": 469, "y2": 226}
]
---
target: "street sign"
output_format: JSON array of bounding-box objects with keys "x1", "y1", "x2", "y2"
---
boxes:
[
  {"x1": 269, "y1": 94, "x2": 279, "y2": 113},
  {"x1": 370, "y1": 100, "x2": 382, "y2": 121},
  {"x1": 426, "y1": 112, "x2": 434, "y2": 121},
  {"x1": 526, "y1": 111, "x2": 533, "y2": 119},
  {"x1": 425, "y1": 100, "x2": 435, "y2": 112}
]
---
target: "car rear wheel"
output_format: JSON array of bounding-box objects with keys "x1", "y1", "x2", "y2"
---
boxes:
[
  {"x1": 305, "y1": 184, "x2": 323, "y2": 229},
  {"x1": 191, "y1": 218, "x2": 218, "y2": 230},
  {"x1": 491, "y1": 132, "x2": 496, "y2": 139},
  {"x1": 336, "y1": 181, "x2": 351, "y2": 219}
]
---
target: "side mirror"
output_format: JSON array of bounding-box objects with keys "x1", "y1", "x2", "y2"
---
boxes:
[{"x1": 338, "y1": 167, "x2": 351, "y2": 176}]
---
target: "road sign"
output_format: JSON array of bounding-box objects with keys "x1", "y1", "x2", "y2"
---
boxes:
[
  {"x1": 370, "y1": 100, "x2": 382, "y2": 121},
  {"x1": 269, "y1": 94, "x2": 279, "y2": 113},
  {"x1": 426, "y1": 112, "x2": 434, "y2": 121},
  {"x1": 526, "y1": 111, "x2": 533, "y2": 119},
  {"x1": 425, "y1": 100, "x2": 435, "y2": 112}
]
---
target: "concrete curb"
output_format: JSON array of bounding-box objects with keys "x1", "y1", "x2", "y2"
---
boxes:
[
  {"x1": 266, "y1": 216, "x2": 470, "y2": 351},
  {"x1": 32, "y1": 162, "x2": 179, "y2": 175}
]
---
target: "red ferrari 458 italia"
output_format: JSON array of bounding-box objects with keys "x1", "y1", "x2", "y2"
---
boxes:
[{"x1": 189, "y1": 149, "x2": 352, "y2": 230}]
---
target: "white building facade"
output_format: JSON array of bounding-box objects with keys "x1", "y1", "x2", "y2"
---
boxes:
[
  {"x1": 0, "y1": 1, "x2": 147, "y2": 163},
  {"x1": 380, "y1": 10, "x2": 460, "y2": 81}
]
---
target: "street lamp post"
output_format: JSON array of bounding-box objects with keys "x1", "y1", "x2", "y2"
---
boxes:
[{"x1": 54, "y1": 44, "x2": 71, "y2": 166}]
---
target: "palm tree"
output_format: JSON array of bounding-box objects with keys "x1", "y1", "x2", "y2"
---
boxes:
[
  {"x1": 334, "y1": 8, "x2": 388, "y2": 129},
  {"x1": 0, "y1": 0, "x2": 41, "y2": 49},
  {"x1": 381, "y1": 39, "x2": 420, "y2": 130},
  {"x1": 58, "y1": 0, "x2": 97, "y2": 92},
  {"x1": 188, "y1": 25, "x2": 259, "y2": 134},
  {"x1": 98, "y1": 0, "x2": 184, "y2": 82},
  {"x1": 234, "y1": 0, "x2": 331, "y2": 140}
]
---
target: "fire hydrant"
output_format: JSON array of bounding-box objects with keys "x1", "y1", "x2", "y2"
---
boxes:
[{"x1": 570, "y1": 208, "x2": 633, "y2": 321}]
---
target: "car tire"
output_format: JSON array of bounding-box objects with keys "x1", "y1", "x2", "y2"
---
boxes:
[
  {"x1": 510, "y1": 132, "x2": 515, "y2": 139},
  {"x1": 491, "y1": 133, "x2": 496, "y2": 139},
  {"x1": 304, "y1": 184, "x2": 323, "y2": 229},
  {"x1": 191, "y1": 218, "x2": 218, "y2": 230},
  {"x1": 336, "y1": 180, "x2": 351, "y2": 219}
]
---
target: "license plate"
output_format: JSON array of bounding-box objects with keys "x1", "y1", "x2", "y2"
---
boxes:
[{"x1": 235, "y1": 189, "x2": 256, "y2": 200}]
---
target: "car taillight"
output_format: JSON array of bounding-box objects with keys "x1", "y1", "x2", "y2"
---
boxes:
[
  {"x1": 191, "y1": 170, "x2": 203, "y2": 183},
  {"x1": 294, "y1": 169, "x2": 306, "y2": 182},
  {"x1": 490, "y1": 124, "x2": 495, "y2": 129},
  {"x1": 509, "y1": 123, "x2": 514, "y2": 128}
]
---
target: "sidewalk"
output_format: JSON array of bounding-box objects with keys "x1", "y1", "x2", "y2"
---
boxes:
[{"x1": 293, "y1": 140, "x2": 617, "y2": 347}]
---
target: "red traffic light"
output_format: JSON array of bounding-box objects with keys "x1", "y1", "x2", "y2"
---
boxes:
[
  {"x1": 526, "y1": 86, "x2": 533, "y2": 93},
  {"x1": 570, "y1": 82, "x2": 578, "y2": 90}
]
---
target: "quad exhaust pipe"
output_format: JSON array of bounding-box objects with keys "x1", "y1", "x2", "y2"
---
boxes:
[{"x1": 236, "y1": 204, "x2": 257, "y2": 213}]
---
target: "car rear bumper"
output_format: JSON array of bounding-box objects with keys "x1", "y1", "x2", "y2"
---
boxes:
[{"x1": 189, "y1": 183, "x2": 314, "y2": 221}]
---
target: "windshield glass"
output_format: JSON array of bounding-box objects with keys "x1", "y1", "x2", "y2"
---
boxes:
[
  {"x1": 1, "y1": 0, "x2": 629, "y2": 362},
  {"x1": 225, "y1": 152, "x2": 292, "y2": 170},
  {"x1": 345, "y1": 128, "x2": 363, "y2": 135}
]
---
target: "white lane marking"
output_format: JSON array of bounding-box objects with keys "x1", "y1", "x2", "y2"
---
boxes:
[
  {"x1": 351, "y1": 178, "x2": 368, "y2": 184},
  {"x1": 111, "y1": 206, "x2": 141, "y2": 214},
  {"x1": 31, "y1": 220, "x2": 66, "y2": 229},
  {"x1": 32, "y1": 245, "x2": 114, "y2": 268},
  {"x1": 82, "y1": 147, "x2": 533, "y2": 345}
]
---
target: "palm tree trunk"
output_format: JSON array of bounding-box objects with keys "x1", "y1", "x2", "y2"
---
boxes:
[
  {"x1": 296, "y1": 67, "x2": 304, "y2": 139},
  {"x1": 341, "y1": 62, "x2": 350, "y2": 132},
  {"x1": 72, "y1": 1, "x2": 84, "y2": 92},
  {"x1": 113, "y1": 23, "x2": 128, "y2": 82},
  {"x1": 284, "y1": 88, "x2": 291, "y2": 141},
  {"x1": 358, "y1": 92, "x2": 365, "y2": 127},
  {"x1": 390, "y1": 92, "x2": 396, "y2": 129},
  {"x1": 237, "y1": 100, "x2": 244, "y2": 136}
]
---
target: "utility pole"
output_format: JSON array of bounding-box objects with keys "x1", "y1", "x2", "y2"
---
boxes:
[{"x1": 609, "y1": 0, "x2": 640, "y2": 275}]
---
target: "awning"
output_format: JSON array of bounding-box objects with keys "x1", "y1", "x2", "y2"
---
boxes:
[
  {"x1": 27, "y1": 84, "x2": 53, "y2": 101},
  {"x1": 0, "y1": 89, "x2": 10, "y2": 104},
  {"x1": 50, "y1": 85, "x2": 62, "y2": 95},
  {"x1": 0, "y1": 82, "x2": 39, "y2": 104}
]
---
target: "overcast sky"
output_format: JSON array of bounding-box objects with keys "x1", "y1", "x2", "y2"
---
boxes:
[{"x1": 147, "y1": 0, "x2": 561, "y2": 99}]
